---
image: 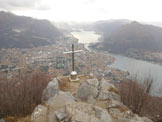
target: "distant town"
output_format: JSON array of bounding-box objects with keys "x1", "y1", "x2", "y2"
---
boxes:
[{"x1": 0, "y1": 37, "x2": 127, "y2": 82}]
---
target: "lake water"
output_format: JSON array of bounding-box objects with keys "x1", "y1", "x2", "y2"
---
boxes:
[
  {"x1": 71, "y1": 30, "x2": 162, "y2": 95},
  {"x1": 71, "y1": 30, "x2": 101, "y2": 51},
  {"x1": 71, "y1": 30, "x2": 101, "y2": 44},
  {"x1": 110, "y1": 54, "x2": 162, "y2": 95}
]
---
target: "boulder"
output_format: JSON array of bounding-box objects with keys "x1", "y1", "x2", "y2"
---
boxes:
[
  {"x1": 142, "y1": 117, "x2": 153, "y2": 122},
  {"x1": 31, "y1": 76, "x2": 153, "y2": 122},
  {"x1": 31, "y1": 90, "x2": 113, "y2": 122},
  {"x1": 31, "y1": 91, "x2": 75, "y2": 122},
  {"x1": 64, "y1": 102, "x2": 113, "y2": 122},
  {"x1": 107, "y1": 99, "x2": 134, "y2": 122},
  {"x1": 55, "y1": 108, "x2": 67, "y2": 121},
  {"x1": 0, "y1": 119, "x2": 5, "y2": 122},
  {"x1": 31, "y1": 105, "x2": 47, "y2": 122},
  {"x1": 42, "y1": 78, "x2": 59, "y2": 102},
  {"x1": 77, "y1": 78, "x2": 120, "y2": 101},
  {"x1": 100, "y1": 78, "x2": 120, "y2": 100},
  {"x1": 45, "y1": 91, "x2": 75, "y2": 122},
  {"x1": 77, "y1": 78, "x2": 99, "y2": 101},
  {"x1": 86, "y1": 78, "x2": 99, "y2": 87},
  {"x1": 107, "y1": 100, "x2": 126, "y2": 109},
  {"x1": 113, "y1": 115, "x2": 153, "y2": 122},
  {"x1": 129, "y1": 115, "x2": 146, "y2": 122},
  {"x1": 58, "y1": 91, "x2": 76, "y2": 101},
  {"x1": 107, "y1": 100, "x2": 153, "y2": 122},
  {"x1": 87, "y1": 95, "x2": 95, "y2": 104}
]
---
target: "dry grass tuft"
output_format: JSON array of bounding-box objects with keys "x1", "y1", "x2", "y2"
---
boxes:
[
  {"x1": 109, "y1": 86, "x2": 120, "y2": 94},
  {"x1": 4, "y1": 116, "x2": 18, "y2": 122},
  {"x1": 116, "y1": 106, "x2": 128, "y2": 113},
  {"x1": 58, "y1": 77, "x2": 69, "y2": 91},
  {"x1": 4, "y1": 116, "x2": 31, "y2": 122}
]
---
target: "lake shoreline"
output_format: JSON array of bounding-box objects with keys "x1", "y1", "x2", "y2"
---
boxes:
[{"x1": 71, "y1": 29, "x2": 162, "y2": 96}]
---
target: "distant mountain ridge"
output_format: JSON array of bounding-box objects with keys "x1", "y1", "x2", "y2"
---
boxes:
[
  {"x1": 94, "y1": 21, "x2": 162, "y2": 53},
  {"x1": 0, "y1": 11, "x2": 63, "y2": 48},
  {"x1": 93, "y1": 19, "x2": 131, "y2": 36}
]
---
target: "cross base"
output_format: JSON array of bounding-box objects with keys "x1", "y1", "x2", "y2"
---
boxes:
[{"x1": 69, "y1": 71, "x2": 80, "y2": 82}]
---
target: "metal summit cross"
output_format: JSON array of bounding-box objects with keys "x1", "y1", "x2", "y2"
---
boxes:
[{"x1": 64, "y1": 44, "x2": 83, "y2": 82}]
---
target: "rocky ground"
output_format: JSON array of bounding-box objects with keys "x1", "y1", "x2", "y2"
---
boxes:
[{"x1": 29, "y1": 76, "x2": 153, "y2": 122}]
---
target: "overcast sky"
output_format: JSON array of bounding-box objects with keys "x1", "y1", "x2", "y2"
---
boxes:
[{"x1": 0, "y1": 0, "x2": 162, "y2": 22}]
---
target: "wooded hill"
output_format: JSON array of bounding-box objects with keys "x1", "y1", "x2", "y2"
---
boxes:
[
  {"x1": 94, "y1": 21, "x2": 162, "y2": 53},
  {"x1": 0, "y1": 11, "x2": 63, "y2": 48}
]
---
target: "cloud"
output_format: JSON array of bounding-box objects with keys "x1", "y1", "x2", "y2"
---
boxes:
[
  {"x1": 0, "y1": 0, "x2": 50, "y2": 10},
  {"x1": 0, "y1": 0, "x2": 162, "y2": 22}
]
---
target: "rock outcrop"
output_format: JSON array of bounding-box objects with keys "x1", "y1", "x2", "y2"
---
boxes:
[
  {"x1": 77, "y1": 78, "x2": 120, "y2": 102},
  {"x1": 31, "y1": 91, "x2": 112, "y2": 122},
  {"x1": 31, "y1": 77, "x2": 153, "y2": 122},
  {"x1": 77, "y1": 78, "x2": 99, "y2": 102},
  {"x1": 42, "y1": 78, "x2": 60, "y2": 102},
  {"x1": 31, "y1": 105, "x2": 48, "y2": 122},
  {"x1": 0, "y1": 119, "x2": 5, "y2": 122}
]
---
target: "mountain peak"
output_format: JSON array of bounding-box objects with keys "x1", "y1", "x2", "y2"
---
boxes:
[
  {"x1": 131, "y1": 21, "x2": 141, "y2": 25},
  {"x1": 30, "y1": 76, "x2": 153, "y2": 122}
]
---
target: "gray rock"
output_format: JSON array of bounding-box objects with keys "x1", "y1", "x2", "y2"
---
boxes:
[
  {"x1": 58, "y1": 91, "x2": 76, "y2": 101},
  {"x1": 86, "y1": 78, "x2": 99, "y2": 87},
  {"x1": 129, "y1": 115, "x2": 146, "y2": 122},
  {"x1": 142, "y1": 117, "x2": 153, "y2": 122},
  {"x1": 100, "y1": 78, "x2": 115, "y2": 90},
  {"x1": 77, "y1": 78, "x2": 99, "y2": 101},
  {"x1": 87, "y1": 95, "x2": 95, "y2": 104},
  {"x1": 108, "y1": 99, "x2": 125, "y2": 109},
  {"x1": 31, "y1": 105, "x2": 47, "y2": 122},
  {"x1": 93, "y1": 105, "x2": 113, "y2": 122},
  {"x1": 0, "y1": 119, "x2": 5, "y2": 122},
  {"x1": 46, "y1": 91, "x2": 75, "y2": 122},
  {"x1": 77, "y1": 78, "x2": 120, "y2": 102},
  {"x1": 42, "y1": 78, "x2": 59, "y2": 102},
  {"x1": 31, "y1": 76, "x2": 153, "y2": 122},
  {"x1": 65, "y1": 102, "x2": 113, "y2": 122},
  {"x1": 31, "y1": 89, "x2": 113, "y2": 122},
  {"x1": 55, "y1": 108, "x2": 67, "y2": 121},
  {"x1": 98, "y1": 78, "x2": 120, "y2": 100},
  {"x1": 107, "y1": 99, "x2": 134, "y2": 122}
]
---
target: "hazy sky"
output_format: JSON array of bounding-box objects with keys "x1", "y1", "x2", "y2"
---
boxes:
[{"x1": 0, "y1": 0, "x2": 162, "y2": 22}]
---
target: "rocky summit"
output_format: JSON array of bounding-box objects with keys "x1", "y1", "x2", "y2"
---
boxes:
[{"x1": 30, "y1": 76, "x2": 153, "y2": 122}]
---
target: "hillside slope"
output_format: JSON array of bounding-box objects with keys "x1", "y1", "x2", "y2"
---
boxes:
[
  {"x1": 93, "y1": 19, "x2": 131, "y2": 37},
  {"x1": 0, "y1": 11, "x2": 63, "y2": 48},
  {"x1": 101, "y1": 21, "x2": 162, "y2": 53}
]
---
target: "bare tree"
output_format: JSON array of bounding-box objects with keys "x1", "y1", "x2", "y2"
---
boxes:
[
  {"x1": 120, "y1": 76, "x2": 162, "y2": 122},
  {"x1": 120, "y1": 76, "x2": 152, "y2": 115}
]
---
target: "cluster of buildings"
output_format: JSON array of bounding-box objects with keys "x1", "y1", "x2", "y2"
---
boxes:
[
  {"x1": 0, "y1": 40, "x2": 127, "y2": 81},
  {"x1": 126, "y1": 48, "x2": 162, "y2": 65}
]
